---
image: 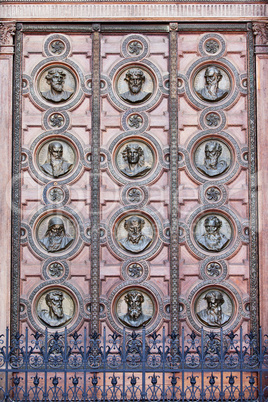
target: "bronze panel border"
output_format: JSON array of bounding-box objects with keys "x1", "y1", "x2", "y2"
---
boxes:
[
  {"x1": 11, "y1": 23, "x2": 23, "y2": 335},
  {"x1": 177, "y1": 23, "x2": 249, "y2": 32},
  {"x1": 169, "y1": 23, "x2": 179, "y2": 332},
  {"x1": 3, "y1": 0, "x2": 265, "y2": 3},
  {"x1": 91, "y1": 25, "x2": 101, "y2": 333},
  {"x1": 247, "y1": 23, "x2": 259, "y2": 336}
]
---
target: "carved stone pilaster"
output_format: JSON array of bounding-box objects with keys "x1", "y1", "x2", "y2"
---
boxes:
[
  {"x1": 253, "y1": 21, "x2": 268, "y2": 53},
  {"x1": 0, "y1": 22, "x2": 15, "y2": 53},
  {"x1": 0, "y1": 21, "x2": 16, "y2": 333}
]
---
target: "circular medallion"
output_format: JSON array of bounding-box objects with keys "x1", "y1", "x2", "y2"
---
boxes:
[
  {"x1": 47, "y1": 187, "x2": 65, "y2": 203},
  {"x1": 127, "y1": 263, "x2": 143, "y2": 278},
  {"x1": 204, "y1": 39, "x2": 220, "y2": 55},
  {"x1": 47, "y1": 262, "x2": 64, "y2": 278},
  {"x1": 127, "y1": 114, "x2": 143, "y2": 129},
  {"x1": 127, "y1": 40, "x2": 144, "y2": 56},
  {"x1": 36, "y1": 214, "x2": 76, "y2": 254},
  {"x1": 127, "y1": 188, "x2": 143, "y2": 203},
  {"x1": 194, "y1": 214, "x2": 232, "y2": 253},
  {"x1": 195, "y1": 288, "x2": 233, "y2": 328},
  {"x1": 205, "y1": 112, "x2": 221, "y2": 128},
  {"x1": 36, "y1": 288, "x2": 75, "y2": 328},
  {"x1": 116, "y1": 66, "x2": 154, "y2": 105},
  {"x1": 37, "y1": 139, "x2": 76, "y2": 179},
  {"x1": 194, "y1": 65, "x2": 231, "y2": 103},
  {"x1": 49, "y1": 40, "x2": 65, "y2": 55},
  {"x1": 205, "y1": 186, "x2": 222, "y2": 202},
  {"x1": 116, "y1": 288, "x2": 154, "y2": 329},
  {"x1": 116, "y1": 214, "x2": 154, "y2": 254},
  {"x1": 38, "y1": 65, "x2": 76, "y2": 104},
  {"x1": 205, "y1": 262, "x2": 222, "y2": 277},
  {"x1": 194, "y1": 139, "x2": 232, "y2": 178},
  {"x1": 116, "y1": 140, "x2": 154, "y2": 179},
  {"x1": 49, "y1": 113, "x2": 65, "y2": 128}
]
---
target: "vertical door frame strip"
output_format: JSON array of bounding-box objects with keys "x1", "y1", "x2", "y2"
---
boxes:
[
  {"x1": 91, "y1": 24, "x2": 101, "y2": 333},
  {"x1": 169, "y1": 23, "x2": 180, "y2": 333},
  {"x1": 11, "y1": 23, "x2": 23, "y2": 335},
  {"x1": 247, "y1": 23, "x2": 259, "y2": 336}
]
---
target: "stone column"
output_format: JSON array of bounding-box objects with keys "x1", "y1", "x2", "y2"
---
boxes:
[
  {"x1": 253, "y1": 22, "x2": 268, "y2": 336},
  {"x1": 0, "y1": 22, "x2": 15, "y2": 335}
]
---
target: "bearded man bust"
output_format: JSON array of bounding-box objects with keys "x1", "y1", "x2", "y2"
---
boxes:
[
  {"x1": 38, "y1": 290, "x2": 72, "y2": 327},
  {"x1": 41, "y1": 68, "x2": 73, "y2": 103},
  {"x1": 118, "y1": 216, "x2": 152, "y2": 253},
  {"x1": 39, "y1": 217, "x2": 74, "y2": 253},
  {"x1": 120, "y1": 68, "x2": 152, "y2": 104},
  {"x1": 118, "y1": 290, "x2": 152, "y2": 328},
  {"x1": 41, "y1": 141, "x2": 73, "y2": 178}
]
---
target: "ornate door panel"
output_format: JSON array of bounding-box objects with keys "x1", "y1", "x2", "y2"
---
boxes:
[
  {"x1": 177, "y1": 30, "x2": 252, "y2": 334},
  {"x1": 13, "y1": 24, "x2": 256, "y2": 337},
  {"x1": 18, "y1": 30, "x2": 93, "y2": 333},
  {"x1": 99, "y1": 32, "x2": 171, "y2": 334}
]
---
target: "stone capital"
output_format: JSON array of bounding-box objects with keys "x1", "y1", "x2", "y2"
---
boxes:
[
  {"x1": 253, "y1": 21, "x2": 268, "y2": 54},
  {"x1": 0, "y1": 22, "x2": 16, "y2": 53}
]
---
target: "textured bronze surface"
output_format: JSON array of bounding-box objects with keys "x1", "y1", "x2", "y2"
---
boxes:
[{"x1": 10, "y1": 23, "x2": 258, "y2": 337}]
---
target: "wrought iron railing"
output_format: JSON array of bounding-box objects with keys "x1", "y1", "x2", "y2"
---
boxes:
[{"x1": 0, "y1": 326, "x2": 267, "y2": 401}]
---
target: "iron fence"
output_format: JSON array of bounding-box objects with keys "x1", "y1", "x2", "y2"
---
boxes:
[{"x1": 0, "y1": 326, "x2": 267, "y2": 401}]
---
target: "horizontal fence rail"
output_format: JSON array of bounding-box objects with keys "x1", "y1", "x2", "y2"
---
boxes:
[{"x1": 0, "y1": 327, "x2": 267, "y2": 401}]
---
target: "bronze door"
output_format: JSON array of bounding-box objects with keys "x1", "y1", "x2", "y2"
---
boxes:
[{"x1": 15, "y1": 24, "x2": 255, "y2": 337}]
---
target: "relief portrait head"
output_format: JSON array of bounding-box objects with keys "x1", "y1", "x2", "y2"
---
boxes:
[
  {"x1": 37, "y1": 215, "x2": 76, "y2": 253},
  {"x1": 194, "y1": 214, "x2": 232, "y2": 253},
  {"x1": 195, "y1": 289, "x2": 233, "y2": 328},
  {"x1": 38, "y1": 66, "x2": 76, "y2": 103},
  {"x1": 116, "y1": 141, "x2": 154, "y2": 179},
  {"x1": 194, "y1": 65, "x2": 231, "y2": 103},
  {"x1": 116, "y1": 289, "x2": 154, "y2": 328},
  {"x1": 194, "y1": 139, "x2": 231, "y2": 178},
  {"x1": 117, "y1": 67, "x2": 154, "y2": 105},
  {"x1": 37, "y1": 289, "x2": 75, "y2": 328},
  {"x1": 116, "y1": 215, "x2": 154, "y2": 254},
  {"x1": 37, "y1": 139, "x2": 75, "y2": 179}
]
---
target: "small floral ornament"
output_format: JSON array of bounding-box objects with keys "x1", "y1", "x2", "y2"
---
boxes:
[
  {"x1": 128, "y1": 188, "x2": 142, "y2": 203},
  {"x1": 206, "y1": 187, "x2": 221, "y2": 202},
  {"x1": 128, "y1": 263, "x2": 143, "y2": 278},
  {"x1": 49, "y1": 188, "x2": 64, "y2": 203},
  {"x1": 205, "y1": 39, "x2": 220, "y2": 54},
  {"x1": 206, "y1": 262, "x2": 222, "y2": 277},
  {"x1": 128, "y1": 114, "x2": 143, "y2": 129},
  {"x1": 128, "y1": 41, "x2": 143, "y2": 55},
  {"x1": 50, "y1": 40, "x2": 65, "y2": 54},
  {"x1": 49, "y1": 113, "x2": 64, "y2": 128},
  {"x1": 205, "y1": 112, "x2": 220, "y2": 127},
  {"x1": 48, "y1": 262, "x2": 64, "y2": 277}
]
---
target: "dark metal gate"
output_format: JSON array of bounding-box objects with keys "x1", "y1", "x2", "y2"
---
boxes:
[{"x1": 0, "y1": 327, "x2": 267, "y2": 401}]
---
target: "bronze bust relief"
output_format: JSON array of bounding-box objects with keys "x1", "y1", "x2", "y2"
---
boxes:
[
  {"x1": 116, "y1": 215, "x2": 154, "y2": 254},
  {"x1": 194, "y1": 139, "x2": 231, "y2": 178},
  {"x1": 37, "y1": 139, "x2": 75, "y2": 179},
  {"x1": 38, "y1": 66, "x2": 76, "y2": 103},
  {"x1": 195, "y1": 289, "x2": 233, "y2": 328},
  {"x1": 194, "y1": 65, "x2": 230, "y2": 103},
  {"x1": 37, "y1": 215, "x2": 75, "y2": 253},
  {"x1": 37, "y1": 289, "x2": 74, "y2": 328},
  {"x1": 117, "y1": 67, "x2": 154, "y2": 105},
  {"x1": 116, "y1": 141, "x2": 154, "y2": 179},
  {"x1": 194, "y1": 214, "x2": 232, "y2": 252},
  {"x1": 116, "y1": 289, "x2": 154, "y2": 328}
]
